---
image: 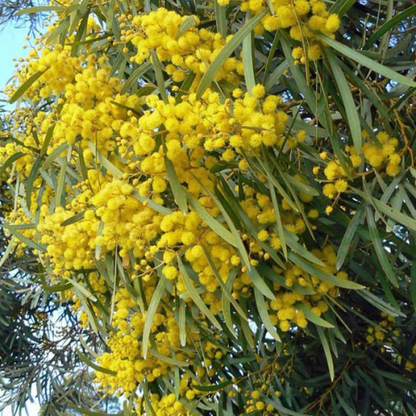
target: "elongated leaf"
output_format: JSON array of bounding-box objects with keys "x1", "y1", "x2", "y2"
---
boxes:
[
  {"x1": 319, "y1": 34, "x2": 416, "y2": 88},
  {"x1": 132, "y1": 189, "x2": 172, "y2": 215},
  {"x1": 196, "y1": 10, "x2": 267, "y2": 98},
  {"x1": 0, "y1": 152, "x2": 25, "y2": 176},
  {"x1": 254, "y1": 288, "x2": 281, "y2": 341},
  {"x1": 142, "y1": 276, "x2": 168, "y2": 358},
  {"x1": 214, "y1": 1, "x2": 227, "y2": 38},
  {"x1": 177, "y1": 257, "x2": 222, "y2": 330},
  {"x1": 284, "y1": 230, "x2": 325, "y2": 266},
  {"x1": 337, "y1": 205, "x2": 365, "y2": 270},
  {"x1": 42, "y1": 142, "x2": 69, "y2": 170},
  {"x1": 326, "y1": 50, "x2": 362, "y2": 151},
  {"x1": 246, "y1": 266, "x2": 275, "y2": 300},
  {"x1": 194, "y1": 380, "x2": 232, "y2": 392},
  {"x1": 177, "y1": 15, "x2": 198, "y2": 38},
  {"x1": 4, "y1": 226, "x2": 45, "y2": 252},
  {"x1": 317, "y1": 327, "x2": 335, "y2": 381},
  {"x1": 26, "y1": 156, "x2": 43, "y2": 211},
  {"x1": 67, "y1": 278, "x2": 97, "y2": 302},
  {"x1": 357, "y1": 289, "x2": 404, "y2": 317},
  {"x1": 179, "y1": 301, "x2": 187, "y2": 347},
  {"x1": 9, "y1": 71, "x2": 46, "y2": 104},
  {"x1": 76, "y1": 349, "x2": 117, "y2": 376},
  {"x1": 165, "y1": 157, "x2": 188, "y2": 213},
  {"x1": 242, "y1": 19, "x2": 255, "y2": 93},
  {"x1": 365, "y1": 205, "x2": 399, "y2": 287},
  {"x1": 55, "y1": 152, "x2": 69, "y2": 207},
  {"x1": 121, "y1": 61, "x2": 152, "y2": 94},
  {"x1": 365, "y1": 5, "x2": 416, "y2": 48},
  {"x1": 289, "y1": 252, "x2": 365, "y2": 290},
  {"x1": 296, "y1": 303, "x2": 334, "y2": 328},
  {"x1": 60, "y1": 210, "x2": 86, "y2": 226},
  {"x1": 268, "y1": 178, "x2": 287, "y2": 259},
  {"x1": 87, "y1": 141, "x2": 123, "y2": 177},
  {"x1": 150, "y1": 50, "x2": 168, "y2": 103},
  {"x1": 203, "y1": 247, "x2": 247, "y2": 319},
  {"x1": 329, "y1": 0, "x2": 357, "y2": 16},
  {"x1": 72, "y1": 407, "x2": 123, "y2": 416},
  {"x1": 16, "y1": 5, "x2": 64, "y2": 15},
  {"x1": 411, "y1": 261, "x2": 416, "y2": 311},
  {"x1": 0, "y1": 236, "x2": 15, "y2": 268},
  {"x1": 187, "y1": 194, "x2": 236, "y2": 247}
]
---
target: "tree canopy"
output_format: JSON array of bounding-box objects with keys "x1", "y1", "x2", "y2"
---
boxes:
[{"x1": 0, "y1": 0, "x2": 416, "y2": 415}]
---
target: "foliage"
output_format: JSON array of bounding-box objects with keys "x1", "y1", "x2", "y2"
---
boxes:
[
  {"x1": 0, "y1": 0, "x2": 48, "y2": 32},
  {"x1": 0, "y1": 0, "x2": 415, "y2": 415}
]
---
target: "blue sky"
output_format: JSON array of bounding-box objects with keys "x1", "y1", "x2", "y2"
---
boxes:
[
  {"x1": 1, "y1": 21, "x2": 41, "y2": 416},
  {"x1": 0, "y1": 24, "x2": 30, "y2": 92}
]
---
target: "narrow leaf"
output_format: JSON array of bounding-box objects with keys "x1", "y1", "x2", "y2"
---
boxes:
[{"x1": 196, "y1": 10, "x2": 267, "y2": 98}]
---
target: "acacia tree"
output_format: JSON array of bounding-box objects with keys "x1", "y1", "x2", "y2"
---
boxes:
[{"x1": 0, "y1": 0, "x2": 415, "y2": 415}]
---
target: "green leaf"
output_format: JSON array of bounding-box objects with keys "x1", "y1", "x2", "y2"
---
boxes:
[
  {"x1": 337, "y1": 204, "x2": 365, "y2": 270},
  {"x1": 4, "y1": 226, "x2": 45, "y2": 252},
  {"x1": 193, "y1": 380, "x2": 232, "y2": 392},
  {"x1": 203, "y1": 247, "x2": 247, "y2": 320},
  {"x1": 411, "y1": 261, "x2": 416, "y2": 311},
  {"x1": 55, "y1": 150, "x2": 69, "y2": 207},
  {"x1": 0, "y1": 236, "x2": 15, "y2": 268},
  {"x1": 142, "y1": 276, "x2": 168, "y2": 358},
  {"x1": 121, "y1": 61, "x2": 152, "y2": 94},
  {"x1": 165, "y1": 157, "x2": 188, "y2": 214},
  {"x1": 289, "y1": 252, "x2": 365, "y2": 290},
  {"x1": 268, "y1": 179, "x2": 287, "y2": 259},
  {"x1": 76, "y1": 348, "x2": 117, "y2": 376},
  {"x1": 265, "y1": 60, "x2": 289, "y2": 92},
  {"x1": 329, "y1": 0, "x2": 357, "y2": 16},
  {"x1": 365, "y1": 5, "x2": 416, "y2": 48},
  {"x1": 42, "y1": 142, "x2": 69, "y2": 170},
  {"x1": 357, "y1": 289, "x2": 405, "y2": 317},
  {"x1": 196, "y1": 10, "x2": 267, "y2": 98},
  {"x1": 280, "y1": 33, "x2": 321, "y2": 121},
  {"x1": 187, "y1": 194, "x2": 237, "y2": 247},
  {"x1": 67, "y1": 278, "x2": 97, "y2": 302},
  {"x1": 242, "y1": 16, "x2": 256, "y2": 93},
  {"x1": 365, "y1": 205, "x2": 399, "y2": 288},
  {"x1": 246, "y1": 266, "x2": 275, "y2": 300},
  {"x1": 283, "y1": 173, "x2": 319, "y2": 196},
  {"x1": 72, "y1": 407, "x2": 123, "y2": 416},
  {"x1": 26, "y1": 156, "x2": 43, "y2": 212},
  {"x1": 316, "y1": 327, "x2": 335, "y2": 381},
  {"x1": 177, "y1": 15, "x2": 198, "y2": 38},
  {"x1": 284, "y1": 230, "x2": 325, "y2": 266},
  {"x1": 9, "y1": 71, "x2": 46, "y2": 104},
  {"x1": 214, "y1": 1, "x2": 227, "y2": 38},
  {"x1": 132, "y1": 189, "x2": 173, "y2": 215},
  {"x1": 319, "y1": 34, "x2": 416, "y2": 88},
  {"x1": 326, "y1": 50, "x2": 362, "y2": 152},
  {"x1": 257, "y1": 264, "x2": 315, "y2": 295},
  {"x1": 254, "y1": 288, "x2": 281, "y2": 342},
  {"x1": 60, "y1": 210, "x2": 86, "y2": 226},
  {"x1": 87, "y1": 141, "x2": 123, "y2": 177},
  {"x1": 0, "y1": 152, "x2": 25, "y2": 177},
  {"x1": 16, "y1": 6, "x2": 64, "y2": 15},
  {"x1": 177, "y1": 257, "x2": 222, "y2": 330},
  {"x1": 151, "y1": 50, "x2": 168, "y2": 103},
  {"x1": 194, "y1": 178, "x2": 250, "y2": 268},
  {"x1": 179, "y1": 301, "x2": 187, "y2": 347},
  {"x1": 149, "y1": 347, "x2": 189, "y2": 367},
  {"x1": 296, "y1": 303, "x2": 334, "y2": 328}
]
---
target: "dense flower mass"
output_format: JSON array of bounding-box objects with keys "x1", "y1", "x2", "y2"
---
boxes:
[{"x1": 1, "y1": 0, "x2": 415, "y2": 414}]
